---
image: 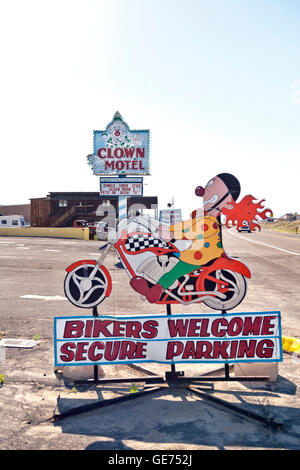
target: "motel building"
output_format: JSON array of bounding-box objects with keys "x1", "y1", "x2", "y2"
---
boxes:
[
  {"x1": 29, "y1": 192, "x2": 158, "y2": 228},
  {"x1": 1, "y1": 193, "x2": 157, "y2": 228}
]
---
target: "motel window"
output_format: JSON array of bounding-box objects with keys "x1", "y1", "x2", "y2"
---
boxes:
[
  {"x1": 59, "y1": 200, "x2": 68, "y2": 207},
  {"x1": 1, "y1": 220, "x2": 7, "y2": 224},
  {"x1": 12, "y1": 220, "x2": 18, "y2": 226}
]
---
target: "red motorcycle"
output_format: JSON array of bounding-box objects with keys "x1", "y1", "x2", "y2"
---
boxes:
[{"x1": 64, "y1": 217, "x2": 251, "y2": 311}]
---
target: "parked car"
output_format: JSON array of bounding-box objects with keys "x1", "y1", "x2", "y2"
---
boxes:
[
  {"x1": 73, "y1": 220, "x2": 89, "y2": 228},
  {"x1": 238, "y1": 221, "x2": 251, "y2": 233},
  {"x1": 0, "y1": 215, "x2": 26, "y2": 227}
]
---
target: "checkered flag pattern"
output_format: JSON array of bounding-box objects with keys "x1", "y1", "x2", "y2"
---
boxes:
[{"x1": 124, "y1": 234, "x2": 168, "y2": 253}]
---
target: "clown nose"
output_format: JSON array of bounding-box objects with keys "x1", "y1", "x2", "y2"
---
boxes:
[{"x1": 195, "y1": 186, "x2": 205, "y2": 197}]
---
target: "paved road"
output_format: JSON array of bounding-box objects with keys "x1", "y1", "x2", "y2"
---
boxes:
[
  {"x1": 0, "y1": 232, "x2": 300, "y2": 450},
  {"x1": 223, "y1": 228, "x2": 300, "y2": 338}
]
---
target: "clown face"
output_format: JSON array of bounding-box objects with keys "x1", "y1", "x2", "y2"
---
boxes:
[
  {"x1": 108, "y1": 121, "x2": 127, "y2": 142},
  {"x1": 195, "y1": 175, "x2": 236, "y2": 217}
]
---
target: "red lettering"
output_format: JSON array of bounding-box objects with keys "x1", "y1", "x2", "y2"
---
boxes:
[
  {"x1": 88, "y1": 341, "x2": 104, "y2": 361},
  {"x1": 142, "y1": 320, "x2": 158, "y2": 339},
  {"x1": 125, "y1": 321, "x2": 142, "y2": 338},
  {"x1": 105, "y1": 161, "x2": 114, "y2": 170},
  {"x1": 92, "y1": 320, "x2": 113, "y2": 338},
  {"x1": 212, "y1": 341, "x2": 230, "y2": 359},
  {"x1": 124, "y1": 148, "x2": 135, "y2": 158},
  {"x1": 114, "y1": 148, "x2": 124, "y2": 158},
  {"x1": 200, "y1": 319, "x2": 210, "y2": 337},
  {"x1": 119, "y1": 341, "x2": 137, "y2": 360},
  {"x1": 116, "y1": 161, "x2": 124, "y2": 170},
  {"x1": 75, "y1": 342, "x2": 89, "y2": 361},
  {"x1": 135, "y1": 342, "x2": 147, "y2": 359},
  {"x1": 63, "y1": 321, "x2": 84, "y2": 339},
  {"x1": 104, "y1": 341, "x2": 120, "y2": 361},
  {"x1": 113, "y1": 321, "x2": 126, "y2": 337},
  {"x1": 227, "y1": 317, "x2": 243, "y2": 336},
  {"x1": 195, "y1": 341, "x2": 212, "y2": 358},
  {"x1": 97, "y1": 148, "x2": 106, "y2": 158},
  {"x1": 261, "y1": 316, "x2": 276, "y2": 335},
  {"x1": 211, "y1": 318, "x2": 228, "y2": 337},
  {"x1": 60, "y1": 342, "x2": 76, "y2": 362},
  {"x1": 136, "y1": 148, "x2": 145, "y2": 158},
  {"x1": 166, "y1": 341, "x2": 184, "y2": 360},
  {"x1": 229, "y1": 340, "x2": 238, "y2": 359},
  {"x1": 182, "y1": 341, "x2": 196, "y2": 359},
  {"x1": 84, "y1": 320, "x2": 93, "y2": 338},
  {"x1": 187, "y1": 319, "x2": 201, "y2": 337},
  {"x1": 242, "y1": 316, "x2": 262, "y2": 336},
  {"x1": 168, "y1": 320, "x2": 189, "y2": 337},
  {"x1": 237, "y1": 339, "x2": 257, "y2": 358},
  {"x1": 256, "y1": 339, "x2": 274, "y2": 358}
]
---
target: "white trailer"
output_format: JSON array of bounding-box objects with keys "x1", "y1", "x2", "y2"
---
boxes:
[{"x1": 0, "y1": 215, "x2": 26, "y2": 227}]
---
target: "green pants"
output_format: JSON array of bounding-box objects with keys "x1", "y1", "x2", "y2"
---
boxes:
[{"x1": 158, "y1": 259, "x2": 200, "y2": 290}]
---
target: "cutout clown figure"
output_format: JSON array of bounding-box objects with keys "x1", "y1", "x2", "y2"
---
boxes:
[
  {"x1": 129, "y1": 173, "x2": 271, "y2": 304},
  {"x1": 63, "y1": 172, "x2": 272, "y2": 311}
]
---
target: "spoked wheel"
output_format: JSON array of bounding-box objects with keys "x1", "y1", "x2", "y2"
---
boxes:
[
  {"x1": 202, "y1": 269, "x2": 247, "y2": 311},
  {"x1": 64, "y1": 262, "x2": 112, "y2": 308}
]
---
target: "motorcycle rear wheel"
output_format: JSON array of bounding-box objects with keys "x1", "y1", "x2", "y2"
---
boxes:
[{"x1": 202, "y1": 269, "x2": 247, "y2": 311}]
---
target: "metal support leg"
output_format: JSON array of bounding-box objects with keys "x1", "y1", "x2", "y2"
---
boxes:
[
  {"x1": 188, "y1": 386, "x2": 283, "y2": 429},
  {"x1": 52, "y1": 386, "x2": 165, "y2": 422}
]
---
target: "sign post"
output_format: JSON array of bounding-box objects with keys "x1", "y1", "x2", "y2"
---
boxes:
[{"x1": 118, "y1": 194, "x2": 128, "y2": 222}]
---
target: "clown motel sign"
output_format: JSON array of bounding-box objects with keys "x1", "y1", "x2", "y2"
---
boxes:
[
  {"x1": 54, "y1": 311, "x2": 282, "y2": 366},
  {"x1": 87, "y1": 112, "x2": 150, "y2": 176}
]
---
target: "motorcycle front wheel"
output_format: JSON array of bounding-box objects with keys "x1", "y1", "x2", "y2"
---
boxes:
[
  {"x1": 64, "y1": 262, "x2": 111, "y2": 309},
  {"x1": 202, "y1": 269, "x2": 247, "y2": 311}
]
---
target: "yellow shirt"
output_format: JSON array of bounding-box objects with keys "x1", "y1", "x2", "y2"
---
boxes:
[{"x1": 170, "y1": 215, "x2": 224, "y2": 265}]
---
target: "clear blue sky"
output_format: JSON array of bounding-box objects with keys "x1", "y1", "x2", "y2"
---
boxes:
[{"x1": 0, "y1": 0, "x2": 299, "y2": 218}]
